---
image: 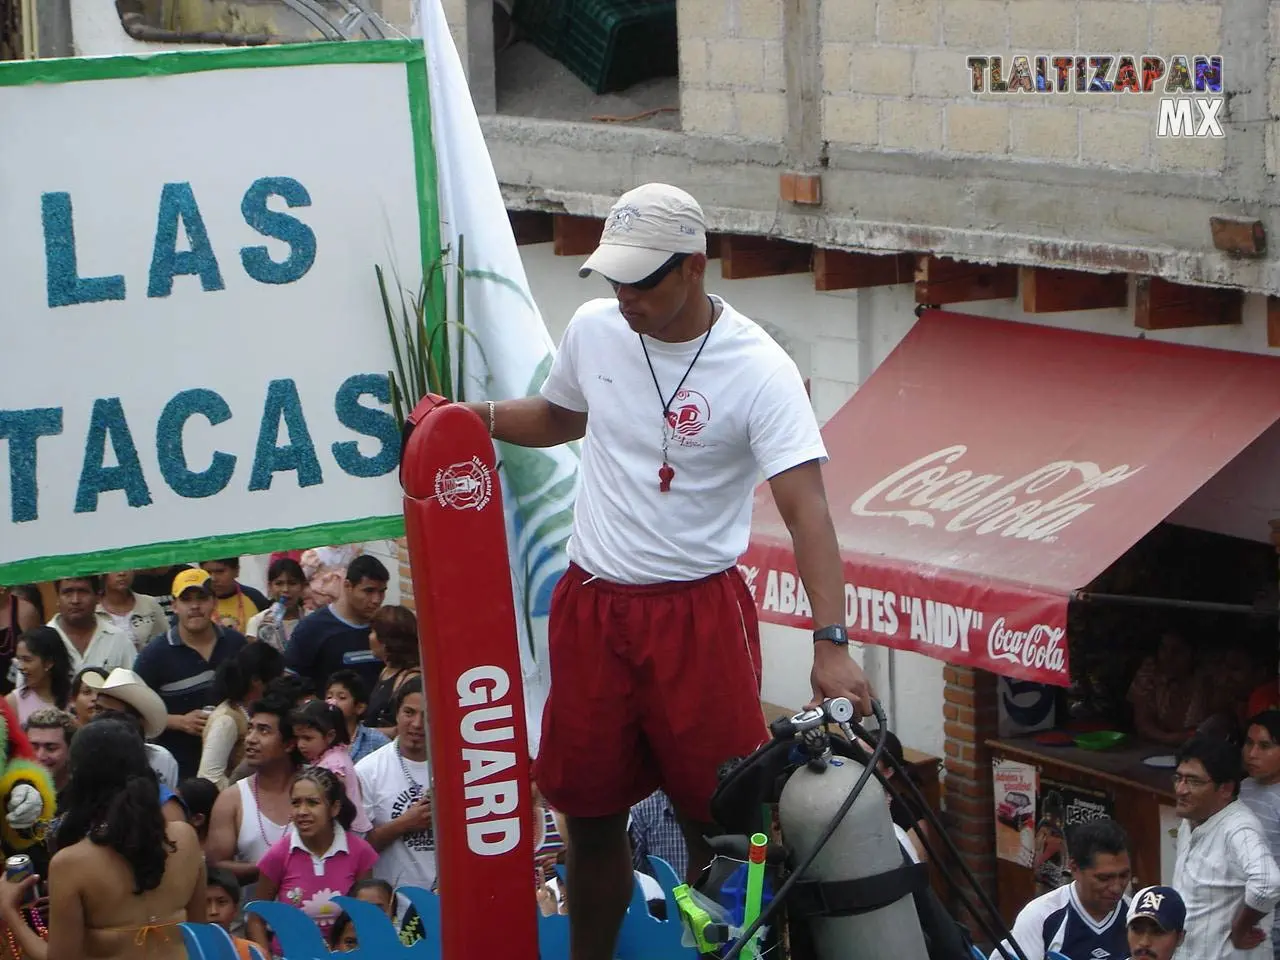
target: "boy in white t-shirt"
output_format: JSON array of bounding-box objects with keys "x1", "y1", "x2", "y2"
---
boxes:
[
  {"x1": 456, "y1": 183, "x2": 869, "y2": 960},
  {"x1": 356, "y1": 677, "x2": 436, "y2": 897}
]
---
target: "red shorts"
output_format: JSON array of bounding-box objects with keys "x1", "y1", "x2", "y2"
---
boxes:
[{"x1": 532, "y1": 563, "x2": 768, "y2": 823}]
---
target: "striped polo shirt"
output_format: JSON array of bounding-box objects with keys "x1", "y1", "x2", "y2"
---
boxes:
[{"x1": 133, "y1": 625, "x2": 245, "y2": 778}]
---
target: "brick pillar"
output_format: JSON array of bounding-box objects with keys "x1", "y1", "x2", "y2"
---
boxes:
[
  {"x1": 396, "y1": 536, "x2": 415, "y2": 612},
  {"x1": 942, "y1": 664, "x2": 1000, "y2": 920}
]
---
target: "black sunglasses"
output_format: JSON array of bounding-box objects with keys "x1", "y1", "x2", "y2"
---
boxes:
[{"x1": 609, "y1": 253, "x2": 689, "y2": 292}]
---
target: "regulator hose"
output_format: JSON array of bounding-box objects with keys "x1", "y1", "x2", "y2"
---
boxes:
[
  {"x1": 720, "y1": 698, "x2": 889, "y2": 960},
  {"x1": 859, "y1": 736, "x2": 1028, "y2": 960}
]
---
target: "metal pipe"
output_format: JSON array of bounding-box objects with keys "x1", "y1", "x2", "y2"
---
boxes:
[{"x1": 1071, "y1": 589, "x2": 1277, "y2": 617}]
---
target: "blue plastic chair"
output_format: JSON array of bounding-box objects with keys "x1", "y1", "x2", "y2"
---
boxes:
[
  {"x1": 178, "y1": 921, "x2": 267, "y2": 960},
  {"x1": 616, "y1": 857, "x2": 696, "y2": 960},
  {"x1": 186, "y1": 866, "x2": 701, "y2": 960}
]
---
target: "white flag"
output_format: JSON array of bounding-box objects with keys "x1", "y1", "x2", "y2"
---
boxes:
[{"x1": 419, "y1": 0, "x2": 580, "y2": 756}]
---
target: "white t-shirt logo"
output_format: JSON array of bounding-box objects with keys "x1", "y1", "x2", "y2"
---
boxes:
[
  {"x1": 391, "y1": 787, "x2": 435, "y2": 853},
  {"x1": 666, "y1": 388, "x2": 711, "y2": 445}
]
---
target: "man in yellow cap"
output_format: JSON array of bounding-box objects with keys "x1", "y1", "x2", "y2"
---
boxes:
[{"x1": 134, "y1": 567, "x2": 247, "y2": 779}]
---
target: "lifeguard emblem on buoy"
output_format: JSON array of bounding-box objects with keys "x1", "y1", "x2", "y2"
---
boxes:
[{"x1": 433, "y1": 457, "x2": 493, "y2": 512}]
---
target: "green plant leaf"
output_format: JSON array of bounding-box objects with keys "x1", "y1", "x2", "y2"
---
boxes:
[
  {"x1": 499, "y1": 442, "x2": 559, "y2": 493},
  {"x1": 522, "y1": 507, "x2": 575, "y2": 557},
  {"x1": 526, "y1": 352, "x2": 553, "y2": 395},
  {"x1": 464, "y1": 268, "x2": 536, "y2": 312}
]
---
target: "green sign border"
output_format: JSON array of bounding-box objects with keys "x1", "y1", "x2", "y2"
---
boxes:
[{"x1": 0, "y1": 39, "x2": 437, "y2": 584}]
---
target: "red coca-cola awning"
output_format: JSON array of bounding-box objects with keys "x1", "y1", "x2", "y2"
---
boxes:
[{"x1": 741, "y1": 310, "x2": 1280, "y2": 686}]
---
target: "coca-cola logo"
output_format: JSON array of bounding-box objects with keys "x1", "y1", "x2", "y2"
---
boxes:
[
  {"x1": 849, "y1": 445, "x2": 1142, "y2": 543},
  {"x1": 987, "y1": 618, "x2": 1066, "y2": 673}
]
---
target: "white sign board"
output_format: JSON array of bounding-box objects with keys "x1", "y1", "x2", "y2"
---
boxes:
[{"x1": 0, "y1": 43, "x2": 435, "y2": 582}]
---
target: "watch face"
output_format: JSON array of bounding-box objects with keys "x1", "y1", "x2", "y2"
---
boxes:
[{"x1": 816, "y1": 626, "x2": 848, "y2": 644}]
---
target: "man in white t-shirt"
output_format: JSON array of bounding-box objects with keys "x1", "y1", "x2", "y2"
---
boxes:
[
  {"x1": 357, "y1": 677, "x2": 436, "y2": 895},
  {"x1": 456, "y1": 183, "x2": 869, "y2": 960}
]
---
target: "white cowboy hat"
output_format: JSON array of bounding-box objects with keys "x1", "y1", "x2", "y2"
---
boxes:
[{"x1": 82, "y1": 668, "x2": 168, "y2": 740}]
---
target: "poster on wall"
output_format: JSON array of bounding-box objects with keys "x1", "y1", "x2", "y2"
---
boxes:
[
  {"x1": 993, "y1": 759, "x2": 1037, "y2": 865},
  {"x1": 1033, "y1": 777, "x2": 1115, "y2": 893}
]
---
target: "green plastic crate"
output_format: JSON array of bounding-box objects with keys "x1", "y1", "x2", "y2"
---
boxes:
[
  {"x1": 558, "y1": 0, "x2": 678, "y2": 94},
  {"x1": 511, "y1": 0, "x2": 571, "y2": 58}
]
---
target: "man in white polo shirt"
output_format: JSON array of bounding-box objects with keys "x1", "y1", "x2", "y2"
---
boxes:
[
  {"x1": 47, "y1": 575, "x2": 136, "y2": 672},
  {"x1": 455, "y1": 183, "x2": 869, "y2": 960}
]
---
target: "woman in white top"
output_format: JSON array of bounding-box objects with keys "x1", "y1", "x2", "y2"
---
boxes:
[
  {"x1": 97, "y1": 572, "x2": 168, "y2": 654},
  {"x1": 244, "y1": 558, "x2": 306, "y2": 652},
  {"x1": 197, "y1": 643, "x2": 285, "y2": 789}
]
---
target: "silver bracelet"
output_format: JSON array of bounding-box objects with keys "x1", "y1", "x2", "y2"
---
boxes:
[{"x1": 486, "y1": 400, "x2": 496, "y2": 437}]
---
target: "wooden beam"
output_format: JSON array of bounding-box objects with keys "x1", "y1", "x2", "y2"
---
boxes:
[
  {"x1": 508, "y1": 210, "x2": 553, "y2": 246},
  {"x1": 813, "y1": 250, "x2": 914, "y2": 291},
  {"x1": 914, "y1": 256, "x2": 1017, "y2": 305},
  {"x1": 1134, "y1": 277, "x2": 1243, "y2": 330},
  {"x1": 1210, "y1": 216, "x2": 1266, "y2": 258},
  {"x1": 1268, "y1": 297, "x2": 1280, "y2": 348},
  {"x1": 1020, "y1": 267, "x2": 1128, "y2": 313},
  {"x1": 552, "y1": 215, "x2": 601, "y2": 256},
  {"x1": 779, "y1": 172, "x2": 822, "y2": 206},
  {"x1": 719, "y1": 235, "x2": 811, "y2": 280}
]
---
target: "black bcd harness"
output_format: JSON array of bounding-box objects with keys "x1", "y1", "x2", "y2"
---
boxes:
[{"x1": 704, "y1": 734, "x2": 976, "y2": 960}]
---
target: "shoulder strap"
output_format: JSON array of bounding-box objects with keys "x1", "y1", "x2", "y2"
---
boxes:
[{"x1": 393, "y1": 667, "x2": 423, "y2": 690}]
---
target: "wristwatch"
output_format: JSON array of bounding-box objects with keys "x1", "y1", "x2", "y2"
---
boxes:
[{"x1": 813, "y1": 624, "x2": 849, "y2": 646}]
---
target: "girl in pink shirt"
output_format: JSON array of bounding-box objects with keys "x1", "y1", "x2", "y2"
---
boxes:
[
  {"x1": 248, "y1": 766, "x2": 378, "y2": 955},
  {"x1": 292, "y1": 700, "x2": 372, "y2": 834}
]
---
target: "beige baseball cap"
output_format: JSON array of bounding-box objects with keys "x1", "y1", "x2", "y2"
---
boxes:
[{"x1": 579, "y1": 183, "x2": 708, "y2": 285}]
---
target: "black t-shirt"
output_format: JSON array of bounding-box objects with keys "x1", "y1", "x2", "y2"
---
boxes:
[
  {"x1": 130, "y1": 565, "x2": 192, "y2": 620},
  {"x1": 366, "y1": 668, "x2": 420, "y2": 729},
  {"x1": 889, "y1": 791, "x2": 924, "y2": 832},
  {"x1": 26, "y1": 787, "x2": 66, "y2": 879},
  {"x1": 235, "y1": 583, "x2": 270, "y2": 611},
  {"x1": 283, "y1": 606, "x2": 381, "y2": 696}
]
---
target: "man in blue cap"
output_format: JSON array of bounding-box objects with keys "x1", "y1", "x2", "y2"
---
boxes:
[{"x1": 1127, "y1": 886, "x2": 1186, "y2": 960}]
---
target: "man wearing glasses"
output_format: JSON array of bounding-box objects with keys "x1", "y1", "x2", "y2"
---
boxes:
[
  {"x1": 458, "y1": 182, "x2": 869, "y2": 960},
  {"x1": 1172, "y1": 735, "x2": 1280, "y2": 958}
]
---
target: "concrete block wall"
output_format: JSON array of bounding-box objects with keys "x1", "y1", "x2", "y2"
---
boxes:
[
  {"x1": 1271, "y1": 1, "x2": 1280, "y2": 177},
  {"x1": 819, "y1": 0, "x2": 1227, "y2": 173},
  {"x1": 678, "y1": 0, "x2": 789, "y2": 140}
]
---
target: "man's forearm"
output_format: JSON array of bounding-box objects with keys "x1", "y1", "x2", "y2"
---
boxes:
[
  {"x1": 790, "y1": 509, "x2": 846, "y2": 630},
  {"x1": 1238, "y1": 905, "x2": 1266, "y2": 926},
  {"x1": 367, "y1": 818, "x2": 407, "y2": 853},
  {"x1": 215, "y1": 860, "x2": 259, "y2": 882},
  {"x1": 459, "y1": 398, "x2": 584, "y2": 448}
]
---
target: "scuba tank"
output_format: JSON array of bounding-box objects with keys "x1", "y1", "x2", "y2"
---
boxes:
[
  {"x1": 780, "y1": 752, "x2": 929, "y2": 959},
  {"x1": 696, "y1": 699, "x2": 987, "y2": 960}
]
